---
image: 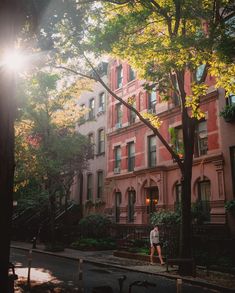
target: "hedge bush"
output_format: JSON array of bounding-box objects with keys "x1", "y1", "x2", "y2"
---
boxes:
[{"x1": 79, "y1": 213, "x2": 111, "y2": 238}]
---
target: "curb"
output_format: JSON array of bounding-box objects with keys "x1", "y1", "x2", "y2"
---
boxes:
[{"x1": 11, "y1": 245, "x2": 235, "y2": 293}]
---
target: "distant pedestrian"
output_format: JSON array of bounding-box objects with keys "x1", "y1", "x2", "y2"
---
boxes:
[{"x1": 150, "y1": 225, "x2": 165, "y2": 265}]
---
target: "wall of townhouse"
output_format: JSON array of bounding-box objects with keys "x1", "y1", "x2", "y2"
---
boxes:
[
  {"x1": 105, "y1": 59, "x2": 233, "y2": 225},
  {"x1": 70, "y1": 72, "x2": 108, "y2": 212}
]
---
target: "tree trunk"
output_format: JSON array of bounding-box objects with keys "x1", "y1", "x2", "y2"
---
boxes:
[
  {"x1": 0, "y1": 2, "x2": 19, "y2": 290},
  {"x1": 179, "y1": 111, "x2": 195, "y2": 275},
  {"x1": 49, "y1": 194, "x2": 56, "y2": 247},
  {"x1": 0, "y1": 71, "x2": 15, "y2": 293}
]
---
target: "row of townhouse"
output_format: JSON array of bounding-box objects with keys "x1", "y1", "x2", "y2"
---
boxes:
[{"x1": 71, "y1": 59, "x2": 235, "y2": 231}]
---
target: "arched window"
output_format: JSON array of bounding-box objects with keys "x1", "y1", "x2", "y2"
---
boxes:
[
  {"x1": 197, "y1": 179, "x2": 211, "y2": 221},
  {"x1": 115, "y1": 192, "x2": 122, "y2": 223},
  {"x1": 128, "y1": 190, "x2": 136, "y2": 222},
  {"x1": 146, "y1": 187, "x2": 159, "y2": 214}
]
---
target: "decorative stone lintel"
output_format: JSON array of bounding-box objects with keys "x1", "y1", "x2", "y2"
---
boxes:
[{"x1": 213, "y1": 159, "x2": 224, "y2": 171}]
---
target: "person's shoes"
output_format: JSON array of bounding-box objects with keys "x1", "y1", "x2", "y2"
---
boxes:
[
  {"x1": 150, "y1": 262, "x2": 154, "y2": 265},
  {"x1": 161, "y1": 262, "x2": 165, "y2": 265}
]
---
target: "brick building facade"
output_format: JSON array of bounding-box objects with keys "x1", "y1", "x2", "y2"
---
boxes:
[{"x1": 104, "y1": 59, "x2": 235, "y2": 228}]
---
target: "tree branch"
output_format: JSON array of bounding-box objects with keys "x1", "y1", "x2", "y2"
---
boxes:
[
  {"x1": 57, "y1": 57, "x2": 183, "y2": 171},
  {"x1": 53, "y1": 66, "x2": 98, "y2": 81}
]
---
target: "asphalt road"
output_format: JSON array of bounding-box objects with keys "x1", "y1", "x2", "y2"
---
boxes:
[{"x1": 10, "y1": 248, "x2": 219, "y2": 293}]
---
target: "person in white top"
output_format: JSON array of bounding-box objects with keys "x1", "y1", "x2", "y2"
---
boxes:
[{"x1": 150, "y1": 225, "x2": 164, "y2": 265}]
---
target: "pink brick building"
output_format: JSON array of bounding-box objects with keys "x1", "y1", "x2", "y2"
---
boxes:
[{"x1": 105, "y1": 59, "x2": 235, "y2": 229}]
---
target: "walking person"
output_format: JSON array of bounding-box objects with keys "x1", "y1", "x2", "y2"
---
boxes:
[{"x1": 150, "y1": 225, "x2": 165, "y2": 265}]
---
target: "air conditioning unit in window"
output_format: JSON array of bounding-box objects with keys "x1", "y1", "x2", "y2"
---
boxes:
[
  {"x1": 114, "y1": 167, "x2": 120, "y2": 174},
  {"x1": 115, "y1": 123, "x2": 122, "y2": 129}
]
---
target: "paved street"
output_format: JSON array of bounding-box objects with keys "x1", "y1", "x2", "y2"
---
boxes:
[{"x1": 11, "y1": 248, "x2": 220, "y2": 293}]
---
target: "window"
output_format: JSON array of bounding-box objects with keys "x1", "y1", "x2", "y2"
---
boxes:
[
  {"x1": 88, "y1": 133, "x2": 94, "y2": 157},
  {"x1": 196, "y1": 64, "x2": 206, "y2": 82},
  {"x1": 128, "y1": 142, "x2": 135, "y2": 171},
  {"x1": 87, "y1": 174, "x2": 93, "y2": 200},
  {"x1": 129, "y1": 99, "x2": 136, "y2": 124},
  {"x1": 129, "y1": 66, "x2": 135, "y2": 82},
  {"x1": 172, "y1": 75, "x2": 180, "y2": 106},
  {"x1": 148, "y1": 136, "x2": 156, "y2": 167},
  {"x1": 98, "y1": 129, "x2": 105, "y2": 154},
  {"x1": 89, "y1": 98, "x2": 95, "y2": 119},
  {"x1": 198, "y1": 180, "x2": 211, "y2": 221},
  {"x1": 146, "y1": 187, "x2": 159, "y2": 214},
  {"x1": 116, "y1": 103, "x2": 122, "y2": 128},
  {"x1": 195, "y1": 121, "x2": 208, "y2": 156},
  {"x1": 115, "y1": 192, "x2": 122, "y2": 223},
  {"x1": 117, "y1": 65, "x2": 123, "y2": 88},
  {"x1": 114, "y1": 146, "x2": 121, "y2": 172},
  {"x1": 228, "y1": 93, "x2": 235, "y2": 106},
  {"x1": 230, "y1": 146, "x2": 235, "y2": 195},
  {"x1": 171, "y1": 126, "x2": 184, "y2": 157},
  {"x1": 175, "y1": 183, "x2": 182, "y2": 210},
  {"x1": 99, "y1": 92, "x2": 105, "y2": 111},
  {"x1": 97, "y1": 171, "x2": 103, "y2": 199},
  {"x1": 128, "y1": 190, "x2": 136, "y2": 222},
  {"x1": 148, "y1": 91, "x2": 157, "y2": 113}
]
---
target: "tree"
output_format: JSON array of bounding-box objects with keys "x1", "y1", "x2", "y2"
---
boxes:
[
  {"x1": 0, "y1": 0, "x2": 91, "y2": 290},
  {"x1": 52, "y1": 0, "x2": 235, "y2": 275},
  {"x1": 15, "y1": 71, "x2": 92, "y2": 245}
]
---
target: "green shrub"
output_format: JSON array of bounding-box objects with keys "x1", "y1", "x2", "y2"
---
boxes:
[
  {"x1": 150, "y1": 209, "x2": 180, "y2": 225},
  {"x1": 191, "y1": 201, "x2": 210, "y2": 224},
  {"x1": 225, "y1": 199, "x2": 235, "y2": 216},
  {"x1": 79, "y1": 214, "x2": 111, "y2": 238},
  {"x1": 220, "y1": 104, "x2": 235, "y2": 122}
]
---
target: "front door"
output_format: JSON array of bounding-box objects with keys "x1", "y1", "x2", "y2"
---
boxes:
[{"x1": 146, "y1": 187, "x2": 159, "y2": 215}]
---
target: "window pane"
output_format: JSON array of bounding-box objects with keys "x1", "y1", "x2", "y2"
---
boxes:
[
  {"x1": 115, "y1": 192, "x2": 121, "y2": 222},
  {"x1": 117, "y1": 65, "x2": 123, "y2": 88},
  {"x1": 116, "y1": 103, "x2": 122, "y2": 125},
  {"x1": 115, "y1": 146, "x2": 121, "y2": 169},
  {"x1": 229, "y1": 94, "x2": 235, "y2": 105},
  {"x1": 87, "y1": 174, "x2": 93, "y2": 200},
  {"x1": 89, "y1": 98, "x2": 95, "y2": 119},
  {"x1": 99, "y1": 92, "x2": 105, "y2": 110},
  {"x1": 129, "y1": 66, "x2": 135, "y2": 81},
  {"x1": 148, "y1": 91, "x2": 157, "y2": 113},
  {"x1": 98, "y1": 129, "x2": 105, "y2": 153},
  {"x1": 148, "y1": 136, "x2": 156, "y2": 167},
  {"x1": 88, "y1": 133, "x2": 94, "y2": 156},
  {"x1": 128, "y1": 190, "x2": 136, "y2": 222},
  {"x1": 128, "y1": 142, "x2": 135, "y2": 171},
  {"x1": 197, "y1": 121, "x2": 208, "y2": 156},
  {"x1": 97, "y1": 172, "x2": 103, "y2": 198},
  {"x1": 198, "y1": 180, "x2": 211, "y2": 221}
]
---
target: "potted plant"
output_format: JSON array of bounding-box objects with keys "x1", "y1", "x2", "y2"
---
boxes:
[{"x1": 220, "y1": 104, "x2": 235, "y2": 122}]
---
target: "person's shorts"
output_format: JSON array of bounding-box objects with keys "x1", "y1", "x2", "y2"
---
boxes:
[{"x1": 152, "y1": 243, "x2": 160, "y2": 248}]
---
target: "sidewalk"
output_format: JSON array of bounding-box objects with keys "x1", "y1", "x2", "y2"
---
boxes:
[{"x1": 11, "y1": 241, "x2": 235, "y2": 292}]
